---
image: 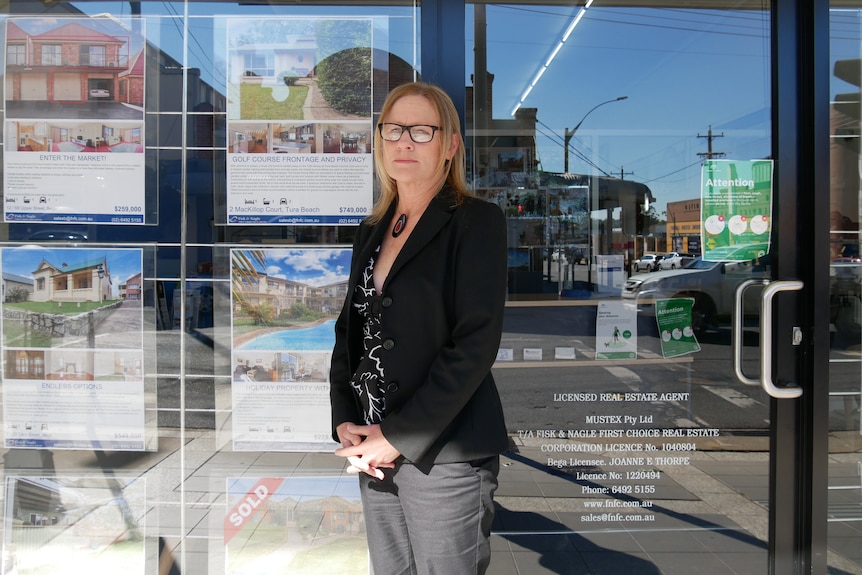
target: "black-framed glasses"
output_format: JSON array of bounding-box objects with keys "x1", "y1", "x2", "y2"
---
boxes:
[{"x1": 378, "y1": 123, "x2": 440, "y2": 143}]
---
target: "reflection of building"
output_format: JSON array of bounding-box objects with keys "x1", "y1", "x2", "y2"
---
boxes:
[
  {"x1": 466, "y1": 79, "x2": 655, "y2": 294},
  {"x1": 5, "y1": 20, "x2": 131, "y2": 104},
  {"x1": 666, "y1": 199, "x2": 702, "y2": 255},
  {"x1": 30, "y1": 257, "x2": 110, "y2": 303}
]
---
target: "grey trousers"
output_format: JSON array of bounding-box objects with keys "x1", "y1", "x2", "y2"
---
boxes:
[{"x1": 359, "y1": 455, "x2": 499, "y2": 575}]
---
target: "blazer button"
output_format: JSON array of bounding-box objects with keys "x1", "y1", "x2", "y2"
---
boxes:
[
  {"x1": 386, "y1": 382, "x2": 399, "y2": 393},
  {"x1": 382, "y1": 296, "x2": 393, "y2": 307},
  {"x1": 382, "y1": 339, "x2": 395, "y2": 350}
]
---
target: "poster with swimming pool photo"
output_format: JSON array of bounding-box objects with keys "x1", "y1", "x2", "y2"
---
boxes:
[{"x1": 230, "y1": 248, "x2": 349, "y2": 451}]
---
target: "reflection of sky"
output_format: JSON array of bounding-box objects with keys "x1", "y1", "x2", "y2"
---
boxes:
[
  {"x1": 1, "y1": 247, "x2": 142, "y2": 296},
  {"x1": 466, "y1": 6, "x2": 774, "y2": 212},
  {"x1": 235, "y1": 248, "x2": 351, "y2": 288}
]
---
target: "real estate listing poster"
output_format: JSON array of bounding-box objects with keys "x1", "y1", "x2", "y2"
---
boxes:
[
  {"x1": 224, "y1": 476, "x2": 366, "y2": 575},
  {"x1": 0, "y1": 247, "x2": 147, "y2": 450},
  {"x1": 230, "y1": 248, "x2": 347, "y2": 451},
  {"x1": 701, "y1": 159, "x2": 773, "y2": 262},
  {"x1": 3, "y1": 476, "x2": 146, "y2": 575},
  {"x1": 225, "y1": 17, "x2": 374, "y2": 225},
  {"x1": 595, "y1": 300, "x2": 637, "y2": 360},
  {"x1": 3, "y1": 17, "x2": 147, "y2": 224}
]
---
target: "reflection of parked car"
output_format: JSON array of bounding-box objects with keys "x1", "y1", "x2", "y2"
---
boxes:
[
  {"x1": 659, "y1": 252, "x2": 684, "y2": 270},
  {"x1": 25, "y1": 230, "x2": 88, "y2": 242},
  {"x1": 634, "y1": 254, "x2": 662, "y2": 272},
  {"x1": 622, "y1": 255, "x2": 770, "y2": 332},
  {"x1": 89, "y1": 88, "x2": 110, "y2": 98}
]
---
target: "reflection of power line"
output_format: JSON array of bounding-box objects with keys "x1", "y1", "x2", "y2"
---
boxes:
[
  {"x1": 697, "y1": 125, "x2": 725, "y2": 160},
  {"x1": 642, "y1": 159, "x2": 703, "y2": 184},
  {"x1": 535, "y1": 119, "x2": 611, "y2": 177}
]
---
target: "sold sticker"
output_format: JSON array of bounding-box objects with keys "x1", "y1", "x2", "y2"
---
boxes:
[{"x1": 224, "y1": 477, "x2": 285, "y2": 544}]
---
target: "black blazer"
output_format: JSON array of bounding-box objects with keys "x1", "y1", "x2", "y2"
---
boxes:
[{"x1": 330, "y1": 188, "x2": 509, "y2": 468}]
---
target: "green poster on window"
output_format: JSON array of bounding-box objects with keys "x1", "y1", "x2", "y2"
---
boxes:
[
  {"x1": 655, "y1": 298, "x2": 701, "y2": 358},
  {"x1": 701, "y1": 159, "x2": 773, "y2": 262}
]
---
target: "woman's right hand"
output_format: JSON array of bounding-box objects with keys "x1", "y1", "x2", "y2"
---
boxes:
[
  {"x1": 336, "y1": 421, "x2": 362, "y2": 448},
  {"x1": 335, "y1": 421, "x2": 385, "y2": 479}
]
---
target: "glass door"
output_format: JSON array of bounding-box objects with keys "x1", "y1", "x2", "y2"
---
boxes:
[
  {"x1": 829, "y1": 3, "x2": 862, "y2": 573},
  {"x1": 465, "y1": 1, "x2": 829, "y2": 572}
]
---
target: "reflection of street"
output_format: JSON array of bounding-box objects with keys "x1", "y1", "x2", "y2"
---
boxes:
[{"x1": 497, "y1": 305, "x2": 768, "y2": 431}]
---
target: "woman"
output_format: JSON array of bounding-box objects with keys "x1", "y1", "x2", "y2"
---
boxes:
[{"x1": 330, "y1": 82, "x2": 509, "y2": 575}]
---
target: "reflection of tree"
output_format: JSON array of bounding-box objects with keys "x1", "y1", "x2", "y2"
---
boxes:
[
  {"x1": 637, "y1": 204, "x2": 664, "y2": 236},
  {"x1": 315, "y1": 20, "x2": 372, "y2": 56}
]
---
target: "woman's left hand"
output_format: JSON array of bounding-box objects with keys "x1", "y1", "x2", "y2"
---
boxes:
[{"x1": 335, "y1": 423, "x2": 400, "y2": 478}]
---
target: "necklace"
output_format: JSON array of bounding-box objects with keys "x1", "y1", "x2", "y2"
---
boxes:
[{"x1": 392, "y1": 213, "x2": 407, "y2": 238}]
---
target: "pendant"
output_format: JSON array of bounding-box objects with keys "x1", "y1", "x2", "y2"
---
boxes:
[{"x1": 392, "y1": 213, "x2": 407, "y2": 237}]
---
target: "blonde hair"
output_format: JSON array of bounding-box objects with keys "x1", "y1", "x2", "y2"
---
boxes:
[{"x1": 369, "y1": 82, "x2": 471, "y2": 224}]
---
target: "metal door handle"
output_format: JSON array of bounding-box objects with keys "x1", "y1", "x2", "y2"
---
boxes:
[
  {"x1": 733, "y1": 279, "x2": 768, "y2": 386},
  {"x1": 732, "y1": 279, "x2": 803, "y2": 399}
]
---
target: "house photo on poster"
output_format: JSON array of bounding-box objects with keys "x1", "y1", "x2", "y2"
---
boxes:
[
  {"x1": 225, "y1": 17, "x2": 373, "y2": 225},
  {"x1": 224, "y1": 476, "x2": 366, "y2": 575},
  {"x1": 0, "y1": 247, "x2": 147, "y2": 450},
  {"x1": 229, "y1": 248, "x2": 348, "y2": 451},
  {"x1": 3, "y1": 476, "x2": 146, "y2": 575},
  {"x1": 3, "y1": 17, "x2": 147, "y2": 224}
]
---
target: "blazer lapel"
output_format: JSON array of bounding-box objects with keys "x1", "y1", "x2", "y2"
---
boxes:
[
  {"x1": 351, "y1": 205, "x2": 393, "y2": 286},
  {"x1": 382, "y1": 190, "x2": 456, "y2": 292}
]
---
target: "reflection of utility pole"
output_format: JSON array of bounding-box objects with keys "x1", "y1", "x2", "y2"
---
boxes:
[
  {"x1": 697, "y1": 125, "x2": 725, "y2": 160},
  {"x1": 564, "y1": 96, "x2": 628, "y2": 173},
  {"x1": 668, "y1": 211, "x2": 678, "y2": 252},
  {"x1": 618, "y1": 166, "x2": 633, "y2": 180}
]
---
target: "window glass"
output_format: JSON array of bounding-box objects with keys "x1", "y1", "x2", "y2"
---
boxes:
[
  {"x1": 469, "y1": 3, "x2": 776, "y2": 572},
  {"x1": 830, "y1": 5, "x2": 862, "y2": 572},
  {"x1": 0, "y1": 2, "x2": 417, "y2": 573}
]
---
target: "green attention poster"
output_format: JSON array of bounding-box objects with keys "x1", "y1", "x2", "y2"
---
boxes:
[
  {"x1": 655, "y1": 298, "x2": 701, "y2": 358},
  {"x1": 701, "y1": 159, "x2": 773, "y2": 262}
]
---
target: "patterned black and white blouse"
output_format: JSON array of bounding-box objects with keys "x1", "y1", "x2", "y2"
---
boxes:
[{"x1": 349, "y1": 247, "x2": 386, "y2": 424}]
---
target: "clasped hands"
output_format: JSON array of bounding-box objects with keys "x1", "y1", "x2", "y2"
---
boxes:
[{"x1": 335, "y1": 422, "x2": 400, "y2": 480}]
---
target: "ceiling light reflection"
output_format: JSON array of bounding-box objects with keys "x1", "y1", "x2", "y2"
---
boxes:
[{"x1": 511, "y1": 5, "x2": 590, "y2": 116}]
